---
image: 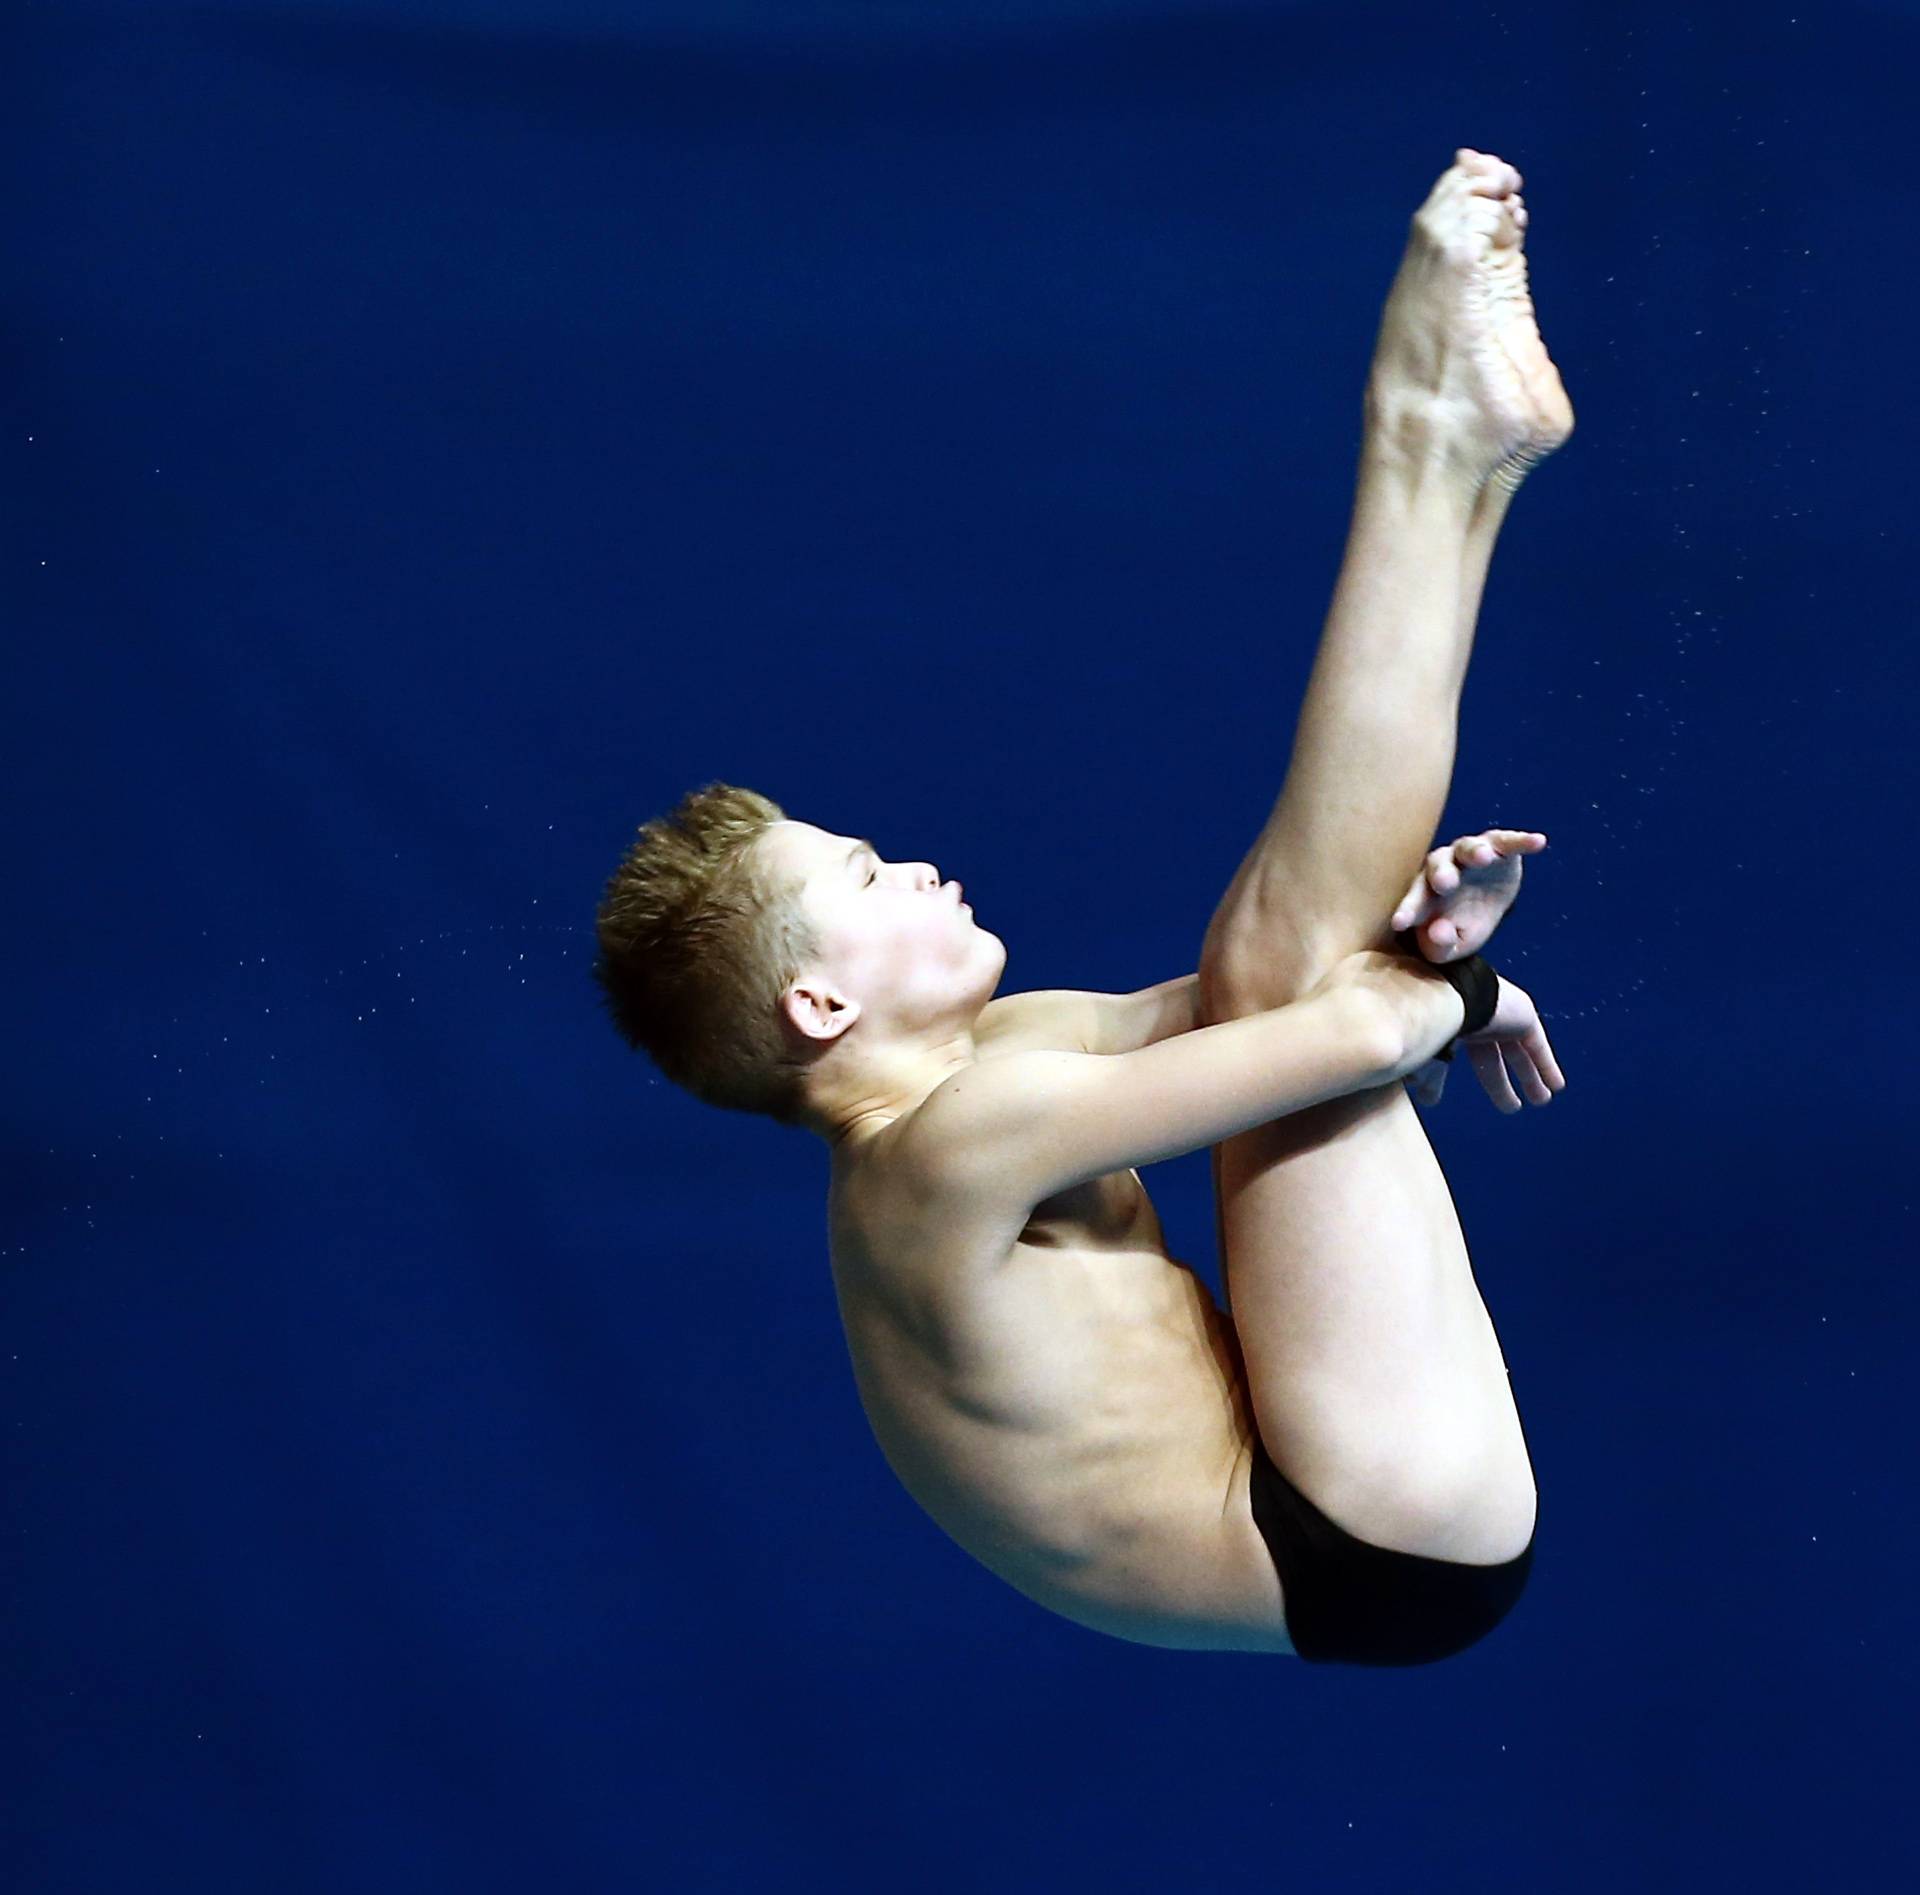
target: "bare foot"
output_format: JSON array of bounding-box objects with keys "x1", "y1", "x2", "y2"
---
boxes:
[{"x1": 1366, "y1": 149, "x2": 1575, "y2": 496}]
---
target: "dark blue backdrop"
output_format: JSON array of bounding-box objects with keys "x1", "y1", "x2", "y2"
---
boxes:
[{"x1": 7, "y1": 1, "x2": 1915, "y2": 1888}]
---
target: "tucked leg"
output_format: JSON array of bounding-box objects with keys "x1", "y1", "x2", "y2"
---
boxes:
[
  {"x1": 1202, "y1": 468, "x2": 1538, "y2": 1567},
  {"x1": 1199, "y1": 152, "x2": 1571, "y2": 1565}
]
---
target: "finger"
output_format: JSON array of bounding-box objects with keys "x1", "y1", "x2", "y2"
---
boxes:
[
  {"x1": 1469, "y1": 1040, "x2": 1523, "y2": 1114},
  {"x1": 1428, "y1": 847, "x2": 1460, "y2": 895},
  {"x1": 1461, "y1": 829, "x2": 1544, "y2": 865},
  {"x1": 1398, "y1": 915, "x2": 1456, "y2": 962},
  {"x1": 1505, "y1": 1040, "x2": 1555, "y2": 1106},
  {"x1": 1406, "y1": 1058, "x2": 1448, "y2": 1108},
  {"x1": 1524, "y1": 1026, "x2": 1567, "y2": 1092},
  {"x1": 1390, "y1": 867, "x2": 1433, "y2": 931}
]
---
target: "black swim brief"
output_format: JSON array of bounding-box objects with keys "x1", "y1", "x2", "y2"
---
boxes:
[{"x1": 1247, "y1": 1438, "x2": 1535, "y2": 1666}]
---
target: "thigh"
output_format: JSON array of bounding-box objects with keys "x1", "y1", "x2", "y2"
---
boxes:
[{"x1": 1211, "y1": 1084, "x2": 1537, "y2": 1565}]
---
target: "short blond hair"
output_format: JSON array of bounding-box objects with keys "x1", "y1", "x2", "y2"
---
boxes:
[{"x1": 591, "y1": 782, "x2": 822, "y2": 1126}]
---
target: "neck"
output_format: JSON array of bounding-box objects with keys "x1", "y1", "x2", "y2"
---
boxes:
[{"x1": 811, "y1": 1031, "x2": 979, "y2": 1149}]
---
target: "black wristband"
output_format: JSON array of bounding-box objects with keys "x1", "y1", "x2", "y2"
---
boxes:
[{"x1": 1391, "y1": 929, "x2": 1501, "y2": 1062}]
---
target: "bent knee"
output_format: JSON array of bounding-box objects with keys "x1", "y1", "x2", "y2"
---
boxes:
[{"x1": 1198, "y1": 919, "x2": 1346, "y2": 1025}]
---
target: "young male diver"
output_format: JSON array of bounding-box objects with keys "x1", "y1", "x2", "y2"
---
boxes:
[{"x1": 594, "y1": 149, "x2": 1573, "y2": 1662}]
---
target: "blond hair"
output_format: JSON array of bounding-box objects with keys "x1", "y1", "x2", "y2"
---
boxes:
[{"x1": 591, "y1": 782, "x2": 822, "y2": 1126}]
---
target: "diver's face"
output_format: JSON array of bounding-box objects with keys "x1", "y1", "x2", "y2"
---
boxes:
[{"x1": 768, "y1": 820, "x2": 1002, "y2": 1037}]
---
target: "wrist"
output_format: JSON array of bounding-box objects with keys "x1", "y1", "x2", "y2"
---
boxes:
[{"x1": 1390, "y1": 927, "x2": 1498, "y2": 1060}]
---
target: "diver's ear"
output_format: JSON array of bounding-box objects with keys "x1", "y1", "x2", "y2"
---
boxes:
[{"x1": 783, "y1": 978, "x2": 861, "y2": 1045}]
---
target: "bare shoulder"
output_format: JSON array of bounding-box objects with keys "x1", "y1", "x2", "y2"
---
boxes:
[
  {"x1": 831, "y1": 1070, "x2": 1042, "y2": 1274},
  {"x1": 894, "y1": 991, "x2": 1392, "y2": 1216},
  {"x1": 971, "y1": 988, "x2": 1100, "y2": 1056},
  {"x1": 887, "y1": 1051, "x2": 1066, "y2": 1209}
]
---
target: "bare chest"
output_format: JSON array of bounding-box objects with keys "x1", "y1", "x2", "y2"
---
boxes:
[
  {"x1": 826, "y1": 1161, "x2": 1252, "y2": 1621},
  {"x1": 1020, "y1": 1167, "x2": 1159, "y2": 1252}
]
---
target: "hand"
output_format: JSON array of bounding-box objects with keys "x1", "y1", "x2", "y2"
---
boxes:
[
  {"x1": 1309, "y1": 947, "x2": 1480, "y2": 1071},
  {"x1": 1406, "y1": 974, "x2": 1566, "y2": 1114},
  {"x1": 1390, "y1": 828, "x2": 1547, "y2": 962}
]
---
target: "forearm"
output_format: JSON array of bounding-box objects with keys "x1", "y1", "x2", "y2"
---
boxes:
[{"x1": 1135, "y1": 973, "x2": 1202, "y2": 1046}]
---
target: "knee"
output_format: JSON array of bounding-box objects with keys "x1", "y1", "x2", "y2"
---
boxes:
[
  {"x1": 1198, "y1": 911, "x2": 1339, "y2": 1025},
  {"x1": 1194, "y1": 953, "x2": 1242, "y2": 1028},
  {"x1": 1196, "y1": 940, "x2": 1270, "y2": 1027}
]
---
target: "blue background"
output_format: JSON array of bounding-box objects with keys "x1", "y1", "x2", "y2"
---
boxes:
[{"x1": 7, "y1": 1, "x2": 1915, "y2": 1887}]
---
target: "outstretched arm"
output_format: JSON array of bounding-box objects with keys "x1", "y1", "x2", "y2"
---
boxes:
[
  {"x1": 973, "y1": 976, "x2": 1200, "y2": 1058},
  {"x1": 1098, "y1": 975, "x2": 1201, "y2": 1051},
  {"x1": 985, "y1": 827, "x2": 1547, "y2": 1065},
  {"x1": 1106, "y1": 828, "x2": 1546, "y2": 1058}
]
